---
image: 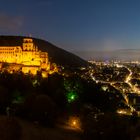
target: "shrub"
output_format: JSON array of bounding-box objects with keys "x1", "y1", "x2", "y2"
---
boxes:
[
  {"x1": 25, "y1": 94, "x2": 57, "y2": 126},
  {"x1": 81, "y1": 112, "x2": 132, "y2": 140}
]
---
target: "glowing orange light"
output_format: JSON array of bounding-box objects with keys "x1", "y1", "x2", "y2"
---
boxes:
[
  {"x1": 69, "y1": 117, "x2": 81, "y2": 129},
  {"x1": 72, "y1": 120, "x2": 76, "y2": 126}
]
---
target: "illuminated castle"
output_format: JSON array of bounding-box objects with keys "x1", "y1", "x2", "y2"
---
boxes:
[{"x1": 0, "y1": 38, "x2": 57, "y2": 76}]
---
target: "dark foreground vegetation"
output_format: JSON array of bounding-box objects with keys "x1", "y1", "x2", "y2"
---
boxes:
[{"x1": 0, "y1": 71, "x2": 139, "y2": 140}]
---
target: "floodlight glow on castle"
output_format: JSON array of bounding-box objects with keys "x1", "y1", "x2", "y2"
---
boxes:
[
  {"x1": 0, "y1": 38, "x2": 57, "y2": 76},
  {"x1": 0, "y1": 38, "x2": 48, "y2": 65}
]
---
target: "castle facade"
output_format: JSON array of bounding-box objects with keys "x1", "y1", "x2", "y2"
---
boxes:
[{"x1": 0, "y1": 38, "x2": 55, "y2": 76}]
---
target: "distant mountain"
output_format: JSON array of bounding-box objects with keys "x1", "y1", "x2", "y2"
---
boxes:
[
  {"x1": 75, "y1": 49, "x2": 140, "y2": 61},
  {"x1": 0, "y1": 36, "x2": 89, "y2": 67}
]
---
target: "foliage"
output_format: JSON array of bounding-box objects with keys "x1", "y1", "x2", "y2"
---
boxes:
[
  {"x1": 12, "y1": 90, "x2": 25, "y2": 104},
  {"x1": 24, "y1": 94, "x2": 57, "y2": 126},
  {"x1": 81, "y1": 112, "x2": 134, "y2": 140},
  {"x1": 0, "y1": 85, "x2": 11, "y2": 113},
  {"x1": 64, "y1": 76, "x2": 83, "y2": 103}
]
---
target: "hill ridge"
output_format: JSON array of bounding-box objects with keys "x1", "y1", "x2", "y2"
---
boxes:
[{"x1": 0, "y1": 35, "x2": 89, "y2": 67}]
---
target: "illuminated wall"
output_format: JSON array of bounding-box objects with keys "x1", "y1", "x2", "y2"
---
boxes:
[
  {"x1": 22, "y1": 66, "x2": 39, "y2": 75},
  {"x1": 0, "y1": 38, "x2": 58, "y2": 76},
  {"x1": 0, "y1": 38, "x2": 48, "y2": 67}
]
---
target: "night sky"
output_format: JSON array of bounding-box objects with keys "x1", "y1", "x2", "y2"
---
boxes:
[{"x1": 1, "y1": 0, "x2": 140, "y2": 58}]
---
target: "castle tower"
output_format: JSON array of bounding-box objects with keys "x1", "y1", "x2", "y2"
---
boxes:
[{"x1": 23, "y1": 38, "x2": 35, "y2": 51}]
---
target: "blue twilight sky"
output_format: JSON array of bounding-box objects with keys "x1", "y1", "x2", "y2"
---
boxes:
[{"x1": 0, "y1": 0, "x2": 140, "y2": 57}]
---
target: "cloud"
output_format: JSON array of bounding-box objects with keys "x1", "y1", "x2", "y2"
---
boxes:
[{"x1": 0, "y1": 13, "x2": 23, "y2": 31}]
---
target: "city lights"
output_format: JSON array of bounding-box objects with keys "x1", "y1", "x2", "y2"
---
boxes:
[{"x1": 88, "y1": 60, "x2": 140, "y2": 115}]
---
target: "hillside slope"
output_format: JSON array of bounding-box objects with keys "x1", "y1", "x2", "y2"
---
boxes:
[{"x1": 0, "y1": 36, "x2": 89, "y2": 67}]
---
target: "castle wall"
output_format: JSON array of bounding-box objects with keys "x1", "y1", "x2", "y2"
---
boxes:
[
  {"x1": 0, "y1": 46, "x2": 22, "y2": 63},
  {"x1": 0, "y1": 38, "x2": 58, "y2": 76},
  {"x1": 0, "y1": 38, "x2": 49, "y2": 67},
  {"x1": 22, "y1": 66, "x2": 39, "y2": 75}
]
